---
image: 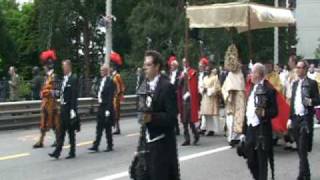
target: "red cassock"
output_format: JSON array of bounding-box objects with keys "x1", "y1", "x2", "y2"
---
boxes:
[
  {"x1": 245, "y1": 78, "x2": 289, "y2": 133},
  {"x1": 188, "y1": 68, "x2": 200, "y2": 123}
]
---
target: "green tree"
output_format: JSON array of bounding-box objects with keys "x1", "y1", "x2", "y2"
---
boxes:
[{"x1": 0, "y1": 0, "x2": 17, "y2": 76}]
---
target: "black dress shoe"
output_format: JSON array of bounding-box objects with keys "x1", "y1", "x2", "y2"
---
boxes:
[
  {"x1": 199, "y1": 130, "x2": 206, "y2": 136},
  {"x1": 229, "y1": 140, "x2": 240, "y2": 148},
  {"x1": 88, "y1": 146, "x2": 99, "y2": 152},
  {"x1": 104, "y1": 147, "x2": 113, "y2": 152},
  {"x1": 297, "y1": 176, "x2": 310, "y2": 180},
  {"x1": 193, "y1": 136, "x2": 200, "y2": 145},
  {"x1": 33, "y1": 143, "x2": 44, "y2": 149},
  {"x1": 51, "y1": 142, "x2": 57, "y2": 147},
  {"x1": 284, "y1": 146, "x2": 292, "y2": 150},
  {"x1": 206, "y1": 131, "x2": 215, "y2": 137},
  {"x1": 48, "y1": 152, "x2": 59, "y2": 159},
  {"x1": 65, "y1": 154, "x2": 76, "y2": 159},
  {"x1": 113, "y1": 131, "x2": 121, "y2": 135},
  {"x1": 181, "y1": 141, "x2": 191, "y2": 146}
]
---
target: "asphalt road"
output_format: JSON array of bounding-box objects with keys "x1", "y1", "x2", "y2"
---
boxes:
[{"x1": 0, "y1": 117, "x2": 320, "y2": 180}]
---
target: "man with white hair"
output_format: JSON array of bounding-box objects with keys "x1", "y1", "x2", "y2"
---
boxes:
[
  {"x1": 241, "y1": 63, "x2": 278, "y2": 180},
  {"x1": 168, "y1": 56, "x2": 181, "y2": 135},
  {"x1": 88, "y1": 64, "x2": 115, "y2": 152}
]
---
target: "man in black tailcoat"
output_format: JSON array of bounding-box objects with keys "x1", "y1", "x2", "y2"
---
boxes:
[
  {"x1": 288, "y1": 60, "x2": 320, "y2": 180},
  {"x1": 88, "y1": 64, "x2": 115, "y2": 152},
  {"x1": 49, "y1": 59, "x2": 80, "y2": 159}
]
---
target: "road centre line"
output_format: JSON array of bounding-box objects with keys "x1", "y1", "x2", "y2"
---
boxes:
[
  {"x1": 95, "y1": 146, "x2": 231, "y2": 180},
  {"x1": 0, "y1": 153, "x2": 30, "y2": 161}
]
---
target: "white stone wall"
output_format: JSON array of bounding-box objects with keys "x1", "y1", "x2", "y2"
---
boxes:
[{"x1": 296, "y1": 0, "x2": 320, "y2": 59}]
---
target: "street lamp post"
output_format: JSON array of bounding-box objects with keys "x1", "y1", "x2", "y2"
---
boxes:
[
  {"x1": 274, "y1": 0, "x2": 279, "y2": 64},
  {"x1": 105, "y1": 0, "x2": 112, "y2": 66}
]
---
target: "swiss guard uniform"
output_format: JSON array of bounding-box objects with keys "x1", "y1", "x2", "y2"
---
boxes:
[
  {"x1": 110, "y1": 51, "x2": 125, "y2": 135},
  {"x1": 33, "y1": 50, "x2": 60, "y2": 149}
]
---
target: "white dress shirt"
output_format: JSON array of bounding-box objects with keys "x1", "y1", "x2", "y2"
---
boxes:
[
  {"x1": 147, "y1": 75, "x2": 160, "y2": 92},
  {"x1": 146, "y1": 74, "x2": 165, "y2": 143},
  {"x1": 60, "y1": 73, "x2": 71, "y2": 104},
  {"x1": 246, "y1": 80, "x2": 263, "y2": 127},
  {"x1": 294, "y1": 79, "x2": 305, "y2": 116},
  {"x1": 98, "y1": 76, "x2": 107, "y2": 103},
  {"x1": 198, "y1": 72, "x2": 205, "y2": 92},
  {"x1": 170, "y1": 70, "x2": 178, "y2": 85},
  {"x1": 279, "y1": 70, "x2": 288, "y2": 86},
  {"x1": 307, "y1": 72, "x2": 317, "y2": 80}
]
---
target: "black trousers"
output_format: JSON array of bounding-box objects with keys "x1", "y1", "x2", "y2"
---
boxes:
[
  {"x1": 182, "y1": 103, "x2": 199, "y2": 142},
  {"x1": 94, "y1": 105, "x2": 113, "y2": 148},
  {"x1": 292, "y1": 115, "x2": 313, "y2": 180},
  {"x1": 54, "y1": 106, "x2": 76, "y2": 156},
  {"x1": 246, "y1": 125, "x2": 268, "y2": 180},
  {"x1": 146, "y1": 136, "x2": 180, "y2": 180},
  {"x1": 175, "y1": 115, "x2": 180, "y2": 134}
]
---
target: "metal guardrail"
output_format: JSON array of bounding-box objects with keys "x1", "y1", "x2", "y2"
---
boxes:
[
  {"x1": 0, "y1": 75, "x2": 137, "y2": 102},
  {"x1": 0, "y1": 95, "x2": 137, "y2": 130}
]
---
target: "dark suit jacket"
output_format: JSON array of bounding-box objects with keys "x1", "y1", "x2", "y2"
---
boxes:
[
  {"x1": 290, "y1": 77, "x2": 320, "y2": 152},
  {"x1": 60, "y1": 74, "x2": 79, "y2": 129},
  {"x1": 243, "y1": 80, "x2": 278, "y2": 151},
  {"x1": 97, "y1": 76, "x2": 115, "y2": 124},
  {"x1": 290, "y1": 77, "x2": 320, "y2": 117},
  {"x1": 169, "y1": 69, "x2": 182, "y2": 91},
  {"x1": 145, "y1": 75, "x2": 178, "y2": 140}
]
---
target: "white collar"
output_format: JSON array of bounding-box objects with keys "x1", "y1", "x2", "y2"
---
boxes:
[
  {"x1": 148, "y1": 74, "x2": 160, "y2": 91},
  {"x1": 183, "y1": 67, "x2": 189, "y2": 73},
  {"x1": 47, "y1": 69, "x2": 54, "y2": 76},
  {"x1": 171, "y1": 69, "x2": 178, "y2": 73},
  {"x1": 298, "y1": 77, "x2": 306, "y2": 82},
  {"x1": 64, "y1": 72, "x2": 71, "y2": 78},
  {"x1": 253, "y1": 79, "x2": 264, "y2": 87},
  {"x1": 102, "y1": 76, "x2": 107, "y2": 80}
]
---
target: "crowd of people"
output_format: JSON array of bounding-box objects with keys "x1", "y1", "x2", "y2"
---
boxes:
[
  {"x1": 2, "y1": 44, "x2": 320, "y2": 180},
  {"x1": 29, "y1": 50, "x2": 126, "y2": 160},
  {"x1": 131, "y1": 44, "x2": 319, "y2": 180}
]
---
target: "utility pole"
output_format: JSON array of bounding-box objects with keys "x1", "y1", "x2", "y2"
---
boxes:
[
  {"x1": 105, "y1": 0, "x2": 112, "y2": 66},
  {"x1": 274, "y1": 0, "x2": 279, "y2": 64}
]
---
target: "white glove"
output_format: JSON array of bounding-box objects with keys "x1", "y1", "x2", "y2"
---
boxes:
[
  {"x1": 183, "y1": 92, "x2": 190, "y2": 101},
  {"x1": 105, "y1": 110, "x2": 110, "y2": 117},
  {"x1": 240, "y1": 134, "x2": 246, "y2": 142},
  {"x1": 70, "y1": 109, "x2": 76, "y2": 119},
  {"x1": 287, "y1": 119, "x2": 292, "y2": 129}
]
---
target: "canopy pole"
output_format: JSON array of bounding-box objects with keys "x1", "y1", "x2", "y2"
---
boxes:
[
  {"x1": 184, "y1": 2, "x2": 189, "y2": 61},
  {"x1": 274, "y1": 0, "x2": 279, "y2": 65},
  {"x1": 247, "y1": 3, "x2": 254, "y2": 61}
]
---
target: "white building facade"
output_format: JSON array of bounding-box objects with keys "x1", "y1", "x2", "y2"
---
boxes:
[{"x1": 296, "y1": 0, "x2": 320, "y2": 59}]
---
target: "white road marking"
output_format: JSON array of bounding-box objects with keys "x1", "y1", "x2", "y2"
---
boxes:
[
  {"x1": 94, "y1": 146, "x2": 231, "y2": 180},
  {"x1": 0, "y1": 153, "x2": 30, "y2": 161},
  {"x1": 126, "y1": 133, "x2": 140, "y2": 137}
]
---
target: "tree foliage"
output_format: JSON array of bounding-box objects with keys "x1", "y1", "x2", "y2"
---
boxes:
[{"x1": 0, "y1": 0, "x2": 294, "y2": 79}]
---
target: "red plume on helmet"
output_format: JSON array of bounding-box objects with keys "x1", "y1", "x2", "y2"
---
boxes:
[
  {"x1": 110, "y1": 51, "x2": 123, "y2": 66},
  {"x1": 167, "y1": 56, "x2": 177, "y2": 66},
  {"x1": 199, "y1": 57, "x2": 209, "y2": 66},
  {"x1": 40, "y1": 50, "x2": 57, "y2": 63}
]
